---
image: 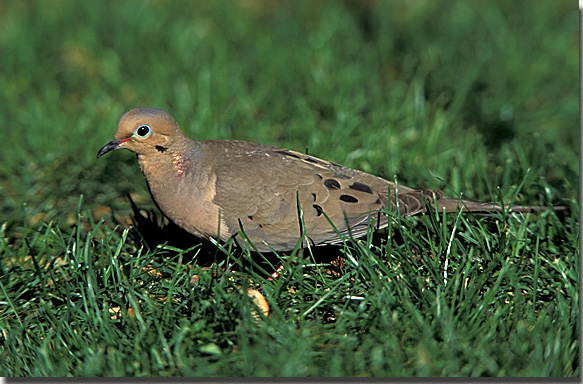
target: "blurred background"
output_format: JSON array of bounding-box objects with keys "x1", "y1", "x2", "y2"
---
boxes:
[
  {"x1": 0, "y1": 0, "x2": 578, "y2": 232},
  {"x1": 0, "y1": 1, "x2": 579, "y2": 377}
]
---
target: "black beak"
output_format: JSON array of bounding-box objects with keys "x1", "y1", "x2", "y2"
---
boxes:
[{"x1": 97, "y1": 138, "x2": 126, "y2": 158}]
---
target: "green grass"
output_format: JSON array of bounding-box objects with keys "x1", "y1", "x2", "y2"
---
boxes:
[{"x1": 0, "y1": 0, "x2": 579, "y2": 377}]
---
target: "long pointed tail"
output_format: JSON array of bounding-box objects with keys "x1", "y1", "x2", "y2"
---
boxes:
[{"x1": 436, "y1": 197, "x2": 568, "y2": 214}]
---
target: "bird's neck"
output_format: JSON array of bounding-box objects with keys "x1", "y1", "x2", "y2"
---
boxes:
[
  {"x1": 137, "y1": 148, "x2": 192, "y2": 183},
  {"x1": 138, "y1": 135, "x2": 197, "y2": 179}
]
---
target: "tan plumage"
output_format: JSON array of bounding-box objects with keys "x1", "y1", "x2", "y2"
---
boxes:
[{"x1": 98, "y1": 107, "x2": 559, "y2": 252}]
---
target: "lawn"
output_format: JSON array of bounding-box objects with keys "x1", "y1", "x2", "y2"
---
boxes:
[{"x1": 0, "y1": 0, "x2": 579, "y2": 377}]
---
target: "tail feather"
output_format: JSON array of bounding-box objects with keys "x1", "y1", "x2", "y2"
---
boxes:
[{"x1": 436, "y1": 197, "x2": 567, "y2": 214}]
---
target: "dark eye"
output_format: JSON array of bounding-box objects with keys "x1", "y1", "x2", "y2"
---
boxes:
[{"x1": 134, "y1": 124, "x2": 151, "y2": 137}]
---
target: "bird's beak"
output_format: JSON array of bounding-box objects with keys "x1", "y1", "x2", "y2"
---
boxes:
[{"x1": 97, "y1": 138, "x2": 130, "y2": 158}]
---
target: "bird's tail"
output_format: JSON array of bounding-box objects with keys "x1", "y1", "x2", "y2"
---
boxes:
[{"x1": 435, "y1": 197, "x2": 568, "y2": 214}]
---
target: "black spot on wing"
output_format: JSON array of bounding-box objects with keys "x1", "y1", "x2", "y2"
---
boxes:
[
  {"x1": 340, "y1": 195, "x2": 359, "y2": 203},
  {"x1": 349, "y1": 182, "x2": 373, "y2": 194},
  {"x1": 312, "y1": 204, "x2": 323, "y2": 216},
  {"x1": 333, "y1": 173, "x2": 351, "y2": 180},
  {"x1": 324, "y1": 179, "x2": 341, "y2": 190}
]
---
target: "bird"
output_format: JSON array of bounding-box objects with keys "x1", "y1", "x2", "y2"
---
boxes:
[{"x1": 98, "y1": 107, "x2": 561, "y2": 253}]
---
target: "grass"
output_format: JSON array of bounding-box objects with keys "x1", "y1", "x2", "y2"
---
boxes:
[{"x1": 0, "y1": 0, "x2": 579, "y2": 377}]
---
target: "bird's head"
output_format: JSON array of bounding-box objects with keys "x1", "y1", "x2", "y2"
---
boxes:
[{"x1": 97, "y1": 107, "x2": 183, "y2": 158}]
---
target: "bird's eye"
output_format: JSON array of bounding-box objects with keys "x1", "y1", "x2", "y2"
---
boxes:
[{"x1": 134, "y1": 125, "x2": 152, "y2": 138}]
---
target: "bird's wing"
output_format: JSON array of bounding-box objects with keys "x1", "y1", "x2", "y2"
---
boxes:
[{"x1": 208, "y1": 142, "x2": 446, "y2": 251}]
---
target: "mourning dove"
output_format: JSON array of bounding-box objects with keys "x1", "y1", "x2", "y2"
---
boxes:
[{"x1": 98, "y1": 107, "x2": 559, "y2": 253}]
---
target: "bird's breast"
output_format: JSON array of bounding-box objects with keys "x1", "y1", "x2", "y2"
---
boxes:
[{"x1": 138, "y1": 153, "x2": 230, "y2": 241}]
